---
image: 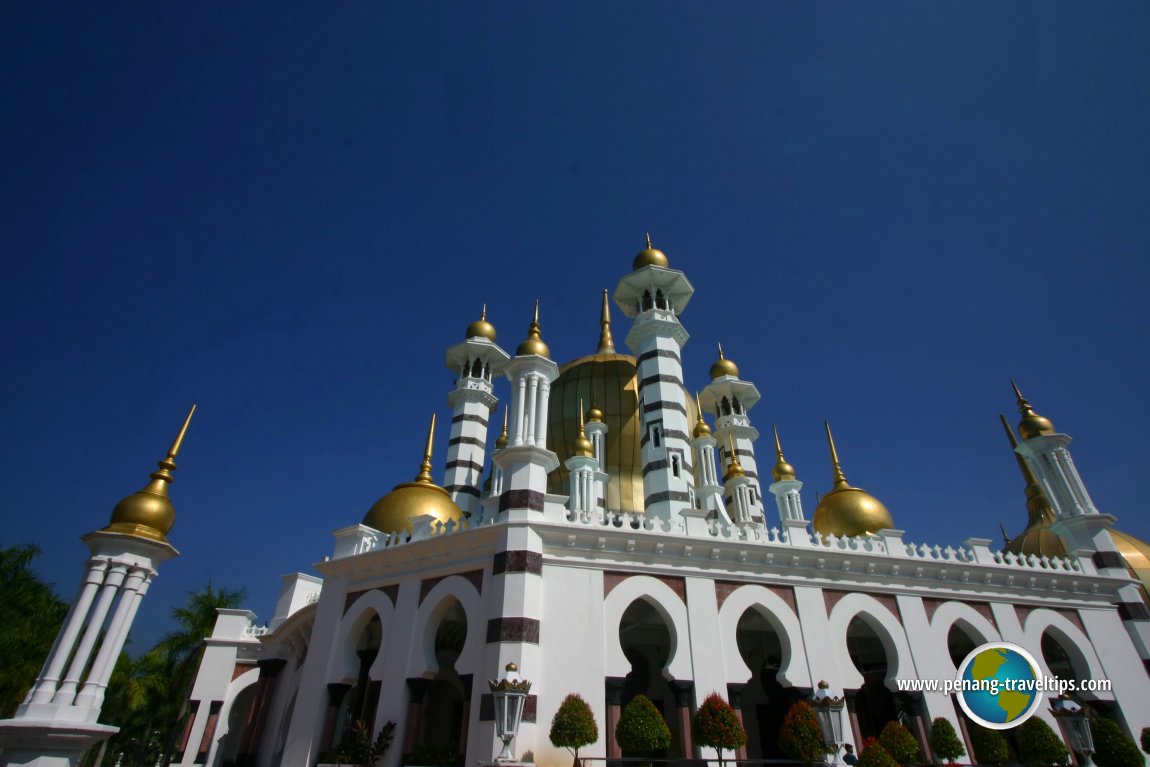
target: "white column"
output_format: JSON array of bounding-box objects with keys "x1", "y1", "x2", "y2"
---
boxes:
[
  {"x1": 513, "y1": 378, "x2": 527, "y2": 445},
  {"x1": 28, "y1": 560, "x2": 108, "y2": 705},
  {"x1": 52, "y1": 563, "x2": 129, "y2": 704},
  {"x1": 535, "y1": 380, "x2": 551, "y2": 446},
  {"x1": 525, "y1": 377, "x2": 539, "y2": 444},
  {"x1": 74, "y1": 567, "x2": 150, "y2": 711}
]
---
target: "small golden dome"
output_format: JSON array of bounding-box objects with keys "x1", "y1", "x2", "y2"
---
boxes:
[
  {"x1": 771, "y1": 425, "x2": 796, "y2": 482},
  {"x1": 692, "y1": 392, "x2": 711, "y2": 438},
  {"x1": 363, "y1": 415, "x2": 463, "y2": 535},
  {"x1": 466, "y1": 304, "x2": 497, "y2": 342},
  {"x1": 495, "y1": 407, "x2": 509, "y2": 449},
  {"x1": 723, "y1": 436, "x2": 745, "y2": 481},
  {"x1": 812, "y1": 423, "x2": 894, "y2": 538},
  {"x1": 632, "y1": 232, "x2": 669, "y2": 270},
  {"x1": 516, "y1": 301, "x2": 550, "y2": 358},
  {"x1": 709, "y1": 343, "x2": 739, "y2": 379},
  {"x1": 571, "y1": 400, "x2": 595, "y2": 457},
  {"x1": 587, "y1": 405, "x2": 604, "y2": 423},
  {"x1": 103, "y1": 406, "x2": 196, "y2": 543},
  {"x1": 1012, "y1": 380, "x2": 1055, "y2": 439}
]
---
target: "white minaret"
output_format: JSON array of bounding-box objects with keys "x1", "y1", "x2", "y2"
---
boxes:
[
  {"x1": 0, "y1": 407, "x2": 195, "y2": 767},
  {"x1": 690, "y1": 393, "x2": 733, "y2": 526},
  {"x1": 720, "y1": 435, "x2": 762, "y2": 527},
  {"x1": 443, "y1": 307, "x2": 510, "y2": 518},
  {"x1": 701, "y1": 344, "x2": 765, "y2": 525},
  {"x1": 566, "y1": 402, "x2": 603, "y2": 522},
  {"x1": 768, "y1": 425, "x2": 807, "y2": 524},
  {"x1": 613, "y1": 235, "x2": 696, "y2": 523}
]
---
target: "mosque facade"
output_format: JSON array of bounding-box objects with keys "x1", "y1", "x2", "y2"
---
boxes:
[{"x1": 10, "y1": 241, "x2": 1148, "y2": 767}]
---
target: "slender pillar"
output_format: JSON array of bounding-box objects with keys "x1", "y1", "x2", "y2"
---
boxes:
[{"x1": 27, "y1": 560, "x2": 108, "y2": 706}]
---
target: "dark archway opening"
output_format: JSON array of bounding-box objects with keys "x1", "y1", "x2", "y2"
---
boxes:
[
  {"x1": 847, "y1": 618, "x2": 897, "y2": 741},
  {"x1": 736, "y1": 608, "x2": 792, "y2": 759},
  {"x1": 619, "y1": 599, "x2": 678, "y2": 758}
]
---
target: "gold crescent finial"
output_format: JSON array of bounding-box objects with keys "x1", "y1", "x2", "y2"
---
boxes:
[
  {"x1": 825, "y1": 422, "x2": 850, "y2": 489},
  {"x1": 415, "y1": 414, "x2": 436, "y2": 483},
  {"x1": 598, "y1": 289, "x2": 615, "y2": 353},
  {"x1": 646, "y1": 232, "x2": 652, "y2": 249}
]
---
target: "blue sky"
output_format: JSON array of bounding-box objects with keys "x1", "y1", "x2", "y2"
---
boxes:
[{"x1": 2, "y1": 3, "x2": 1148, "y2": 652}]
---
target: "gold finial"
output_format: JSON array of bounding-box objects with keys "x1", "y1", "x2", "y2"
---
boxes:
[
  {"x1": 495, "y1": 407, "x2": 509, "y2": 449},
  {"x1": 646, "y1": 232, "x2": 652, "y2": 249},
  {"x1": 579, "y1": 398, "x2": 585, "y2": 431},
  {"x1": 718, "y1": 343, "x2": 725, "y2": 359},
  {"x1": 414, "y1": 414, "x2": 436, "y2": 484},
  {"x1": 692, "y1": 391, "x2": 711, "y2": 438},
  {"x1": 710, "y1": 342, "x2": 739, "y2": 379},
  {"x1": 999, "y1": 413, "x2": 1057, "y2": 528},
  {"x1": 587, "y1": 401, "x2": 604, "y2": 423},
  {"x1": 481, "y1": 304, "x2": 487, "y2": 320},
  {"x1": 597, "y1": 289, "x2": 615, "y2": 354},
  {"x1": 465, "y1": 304, "x2": 497, "y2": 341},
  {"x1": 1011, "y1": 379, "x2": 1055, "y2": 439},
  {"x1": 103, "y1": 405, "x2": 197, "y2": 543},
  {"x1": 572, "y1": 398, "x2": 594, "y2": 457},
  {"x1": 771, "y1": 424, "x2": 796, "y2": 481},
  {"x1": 633, "y1": 233, "x2": 669, "y2": 269},
  {"x1": 1000, "y1": 522, "x2": 1012, "y2": 548},
  {"x1": 724, "y1": 434, "x2": 745, "y2": 480},
  {"x1": 825, "y1": 422, "x2": 850, "y2": 490},
  {"x1": 515, "y1": 300, "x2": 550, "y2": 358}
]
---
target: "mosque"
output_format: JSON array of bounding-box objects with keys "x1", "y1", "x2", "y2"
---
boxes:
[{"x1": 5, "y1": 240, "x2": 1150, "y2": 767}]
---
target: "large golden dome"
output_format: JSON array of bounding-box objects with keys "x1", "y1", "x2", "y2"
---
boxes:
[
  {"x1": 363, "y1": 415, "x2": 463, "y2": 535},
  {"x1": 812, "y1": 423, "x2": 894, "y2": 538}
]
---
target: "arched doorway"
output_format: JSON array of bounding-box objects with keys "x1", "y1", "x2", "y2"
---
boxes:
[
  {"x1": 947, "y1": 623, "x2": 980, "y2": 669},
  {"x1": 846, "y1": 617, "x2": 897, "y2": 741},
  {"x1": 334, "y1": 615, "x2": 383, "y2": 747},
  {"x1": 417, "y1": 600, "x2": 468, "y2": 759},
  {"x1": 736, "y1": 608, "x2": 791, "y2": 759},
  {"x1": 213, "y1": 682, "x2": 258, "y2": 767},
  {"x1": 618, "y1": 599, "x2": 678, "y2": 757}
]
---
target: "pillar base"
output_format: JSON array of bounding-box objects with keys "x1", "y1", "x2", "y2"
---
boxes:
[{"x1": 0, "y1": 717, "x2": 118, "y2": 767}]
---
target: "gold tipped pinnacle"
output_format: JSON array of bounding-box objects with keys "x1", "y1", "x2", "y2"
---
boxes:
[
  {"x1": 646, "y1": 232, "x2": 652, "y2": 249},
  {"x1": 1010, "y1": 379, "x2": 1055, "y2": 439},
  {"x1": 999, "y1": 413, "x2": 1056, "y2": 527},
  {"x1": 149, "y1": 404, "x2": 197, "y2": 484},
  {"x1": 717, "y1": 342, "x2": 725, "y2": 359},
  {"x1": 825, "y1": 422, "x2": 850, "y2": 490},
  {"x1": 415, "y1": 414, "x2": 436, "y2": 484},
  {"x1": 771, "y1": 424, "x2": 797, "y2": 481},
  {"x1": 773, "y1": 424, "x2": 784, "y2": 459},
  {"x1": 579, "y1": 398, "x2": 586, "y2": 433},
  {"x1": 1000, "y1": 522, "x2": 1012, "y2": 548},
  {"x1": 598, "y1": 289, "x2": 615, "y2": 354},
  {"x1": 692, "y1": 392, "x2": 711, "y2": 438},
  {"x1": 495, "y1": 407, "x2": 509, "y2": 449},
  {"x1": 516, "y1": 300, "x2": 550, "y2": 357},
  {"x1": 481, "y1": 304, "x2": 487, "y2": 320},
  {"x1": 725, "y1": 434, "x2": 745, "y2": 479}
]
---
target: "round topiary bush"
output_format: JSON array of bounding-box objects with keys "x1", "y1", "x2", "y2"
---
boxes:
[
  {"x1": 1089, "y1": 715, "x2": 1142, "y2": 767},
  {"x1": 857, "y1": 737, "x2": 899, "y2": 767},
  {"x1": 549, "y1": 693, "x2": 599, "y2": 763},
  {"x1": 1140, "y1": 726, "x2": 1150, "y2": 755},
  {"x1": 615, "y1": 694, "x2": 671, "y2": 759},
  {"x1": 1017, "y1": 717, "x2": 1069, "y2": 767},
  {"x1": 778, "y1": 701, "x2": 830, "y2": 764},
  {"x1": 691, "y1": 693, "x2": 747, "y2": 767},
  {"x1": 878, "y1": 721, "x2": 920, "y2": 765},
  {"x1": 969, "y1": 723, "x2": 1012, "y2": 766},
  {"x1": 929, "y1": 718, "x2": 966, "y2": 764}
]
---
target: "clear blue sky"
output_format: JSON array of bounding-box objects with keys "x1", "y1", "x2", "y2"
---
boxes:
[{"x1": 2, "y1": 3, "x2": 1148, "y2": 652}]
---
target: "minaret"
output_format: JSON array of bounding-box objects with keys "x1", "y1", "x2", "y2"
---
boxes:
[
  {"x1": 566, "y1": 401, "x2": 602, "y2": 522},
  {"x1": 612, "y1": 235, "x2": 696, "y2": 522},
  {"x1": 722, "y1": 435, "x2": 762, "y2": 526},
  {"x1": 691, "y1": 392, "x2": 732, "y2": 525},
  {"x1": 584, "y1": 402, "x2": 609, "y2": 516},
  {"x1": 998, "y1": 414, "x2": 1061, "y2": 555},
  {"x1": 701, "y1": 343, "x2": 765, "y2": 524},
  {"x1": 443, "y1": 306, "x2": 510, "y2": 517},
  {"x1": 0, "y1": 408, "x2": 194, "y2": 766},
  {"x1": 489, "y1": 407, "x2": 510, "y2": 499},
  {"x1": 768, "y1": 425, "x2": 806, "y2": 524}
]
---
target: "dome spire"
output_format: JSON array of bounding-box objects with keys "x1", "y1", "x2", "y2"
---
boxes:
[
  {"x1": 825, "y1": 422, "x2": 850, "y2": 490},
  {"x1": 597, "y1": 289, "x2": 615, "y2": 354},
  {"x1": 516, "y1": 300, "x2": 550, "y2": 358},
  {"x1": 1011, "y1": 379, "x2": 1055, "y2": 439},
  {"x1": 571, "y1": 398, "x2": 594, "y2": 457},
  {"x1": 495, "y1": 407, "x2": 509, "y2": 449},
  {"x1": 724, "y1": 434, "x2": 745, "y2": 480},
  {"x1": 771, "y1": 424, "x2": 796, "y2": 481},
  {"x1": 103, "y1": 405, "x2": 197, "y2": 542},
  {"x1": 413, "y1": 414, "x2": 437, "y2": 484},
  {"x1": 692, "y1": 391, "x2": 711, "y2": 438}
]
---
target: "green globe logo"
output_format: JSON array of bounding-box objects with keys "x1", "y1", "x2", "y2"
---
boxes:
[{"x1": 954, "y1": 642, "x2": 1044, "y2": 729}]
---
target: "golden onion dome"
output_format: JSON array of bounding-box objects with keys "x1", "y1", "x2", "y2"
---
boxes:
[
  {"x1": 466, "y1": 305, "x2": 497, "y2": 342},
  {"x1": 1012, "y1": 380, "x2": 1055, "y2": 439},
  {"x1": 103, "y1": 405, "x2": 196, "y2": 543},
  {"x1": 709, "y1": 343, "x2": 740, "y2": 380},
  {"x1": 571, "y1": 400, "x2": 595, "y2": 457},
  {"x1": 587, "y1": 404, "x2": 604, "y2": 423},
  {"x1": 516, "y1": 301, "x2": 550, "y2": 358},
  {"x1": 363, "y1": 415, "x2": 463, "y2": 535},
  {"x1": 771, "y1": 425, "x2": 796, "y2": 482},
  {"x1": 724, "y1": 449, "x2": 746, "y2": 482},
  {"x1": 632, "y1": 232, "x2": 669, "y2": 270},
  {"x1": 692, "y1": 392, "x2": 711, "y2": 438},
  {"x1": 812, "y1": 423, "x2": 894, "y2": 537},
  {"x1": 495, "y1": 407, "x2": 509, "y2": 450}
]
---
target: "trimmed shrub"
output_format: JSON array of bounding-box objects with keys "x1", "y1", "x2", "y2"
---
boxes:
[
  {"x1": 1140, "y1": 726, "x2": 1150, "y2": 755},
  {"x1": 691, "y1": 692, "x2": 747, "y2": 767},
  {"x1": 615, "y1": 695, "x2": 671, "y2": 757},
  {"x1": 549, "y1": 693, "x2": 599, "y2": 761},
  {"x1": 857, "y1": 737, "x2": 899, "y2": 767},
  {"x1": 929, "y1": 718, "x2": 966, "y2": 764},
  {"x1": 778, "y1": 701, "x2": 830, "y2": 764},
  {"x1": 879, "y1": 721, "x2": 920, "y2": 765},
  {"x1": 968, "y1": 723, "x2": 1011, "y2": 766},
  {"x1": 1089, "y1": 716, "x2": 1142, "y2": 767},
  {"x1": 1017, "y1": 717, "x2": 1069, "y2": 767}
]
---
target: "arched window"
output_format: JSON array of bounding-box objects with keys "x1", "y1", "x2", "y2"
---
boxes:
[
  {"x1": 736, "y1": 608, "x2": 788, "y2": 759},
  {"x1": 642, "y1": 291, "x2": 654, "y2": 310}
]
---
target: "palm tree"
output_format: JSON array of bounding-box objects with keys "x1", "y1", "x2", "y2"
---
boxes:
[{"x1": 0, "y1": 544, "x2": 68, "y2": 717}]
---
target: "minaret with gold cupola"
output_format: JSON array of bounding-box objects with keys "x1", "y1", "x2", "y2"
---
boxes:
[
  {"x1": 812, "y1": 422, "x2": 894, "y2": 538},
  {"x1": 612, "y1": 235, "x2": 696, "y2": 522},
  {"x1": 701, "y1": 343, "x2": 765, "y2": 525},
  {"x1": 566, "y1": 401, "x2": 604, "y2": 522},
  {"x1": 443, "y1": 307, "x2": 510, "y2": 517},
  {"x1": 768, "y1": 425, "x2": 807, "y2": 524},
  {"x1": 0, "y1": 408, "x2": 194, "y2": 767}
]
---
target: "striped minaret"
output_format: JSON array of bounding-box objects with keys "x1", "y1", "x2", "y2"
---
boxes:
[
  {"x1": 1009, "y1": 383, "x2": 1150, "y2": 664},
  {"x1": 701, "y1": 344, "x2": 765, "y2": 521},
  {"x1": 613, "y1": 235, "x2": 696, "y2": 523},
  {"x1": 443, "y1": 307, "x2": 510, "y2": 518}
]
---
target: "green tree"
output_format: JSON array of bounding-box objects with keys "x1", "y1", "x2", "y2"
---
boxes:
[
  {"x1": 0, "y1": 543, "x2": 68, "y2": 717},
  {"x1": 1139, "y1": 726, "x2": 1150, "y2": 755},
  {"x1": 691, "y1": 692, "x2": 746, "y2": 767},
  {"x1": 968, "y1": 724, "x2": 1011, "y2": 766},
  {"x1": 549, "y1": 693, "x2": 599, "y2": 764},
  {"x1": 778, "y1": 701, "x2": 830, "y2": 764},
  {"x1": 879, "y1": 721, "x2": 920, "y2": 765},
  {"x1": 1088, "y1": 715, "x2": 1142, "y2": 767},
  {"x1": 858, "y1": 738, "x2": 900, "y2": 767},
  {"x1": 1017, "y1": 717, "x2": 1069, "y2": 767},
  {"x1": 615, "y1": 695, "x2": 671, "y2": 763},
  {"x1": 334, "y1": 720, "x2": 396, "y2": 767},
  {"x1": 928, "y1": 718, "x2": 966, "y2": 764}
]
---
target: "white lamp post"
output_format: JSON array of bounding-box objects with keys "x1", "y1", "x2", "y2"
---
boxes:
[
  {"x1": 812, "y1": 681, "x2": 846, "y2": 766},
  {"x1": 1051, "y1": 696, "x2": 1095, "y2": 767},
  {"x1": 489, "y1": 662, "x2": 531, "y2": 762}
]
